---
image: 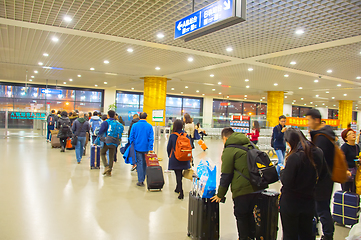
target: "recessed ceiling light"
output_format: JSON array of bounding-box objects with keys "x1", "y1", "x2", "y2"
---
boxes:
[
  {"x1": 315, "y1": 105, "x2": 318, "y2": 107},
  {"x1": 90, "y1": 68, "x2": 95, "y2": 71},
  {"x1": 244, "y1": 98, "x2": 247, "y2": 100},
  {"x1": 181, "y1": 92, "x2": 183, "y2": 94},
  {"x1": 31, "y1": 76, "x2": 34, "y2": 78},
  {"x1": 332, "y1": 97, "x2": 335, "y2": 99},
  {"x1": 284, "y1": 74, "x2": 289, "y2": 77},
  {"x1": 63, "y1": 16, "x2": 72, "y2": 22},
  {"x1": 310, "y1": 102, "x2": 313, "y2": 104},
  {"x1": 219, "y1": 92, "x2": 222, "y2": 95},
  {"x1": 34, "y1": 70, "x2": 38, "y2": 74},
  {"x1": 227, "y1": 96, "x2": 230, "y2": 98},
  {"x1": 155, "y1": 67, "x2": 160, "y2": 70},
  {"x1": 262, "y1": 97, "x2": 266, "y2": 99},
  {"x1": 38, "y1": 62, "x2": 43, "y2": 66},
  {"x1": 327, "y1": 69, "x2": 333, "y2": 73},
  {"x1": 218, "y1": 82, "x2": 221, "y2": 85},
  {"x1": 290, "y1": 61, "x2": 296, "y2": 65},
  {"x1": 314, "y1": 80, "x2": 319, "y2": 83},
  {"x1": 157, "y1": 33, "x2": 164, "y2": 39},
  {"x1": 295, "y1": 29, "x2": 305, "y2": 35},
  {"x1": 244, "y1": 95, "x2": 247, "y2": 97},
  {"x1": 326, "y1": 91, "x2": 329, "y2": 93},
  {"x1": 316, "y1": 95, "x2": 319, "y2": 97},
  {"x1": 285, "y1": 96, "x2": 287, "y2": 98},
  {"x1": 260, "y1": 99, "x2": 263, "y2": 101},
  {"x1": 344, "y1": 94, "x2": 347, "y2": 96},
  {"x1": 226, "y1": 47, "x2": 233, "y2": 52},
  {"x1": 69, "y1": 79, "x2": 73, "y2": 81},
  {"x1": 95, "y1": 84, "x2": 98, "y2": 87},
  {"x1": 105, "y1": 73, "x2": 118, "y2": 76},
  {"x1": 299, "y1": 87, "x2": 303, "y2": 89},
  {"x1": 43, "y1": 53, "x2": 49, "y2": 57},
  {"x1": 127, "y1": 48, "x2": 134, "y2": 53},
  {"x1": 104, "y1": 82, "x2": 108, "y2": 84},
  {"x1": 304, "y1": 104, "x2": 306, "y2": 105},
  {"x1": 131, "y1": 88, "x2": 134, "y2": 90},
  {"x1": 51, "y1": 37, "x2": 59, "y2": 42},
  {"x1": 337, "y1": 84, "x2": 341, "y2": 87},
  {"x1": 245, "y1": 79, "x2": 249, "y2": 82},
  {"x1": 322, "y1": 103, "x2": 325, "y2": 105},
  {"x1": 210, "y1": 74, "x2": 214, "y2": 77},
  {"x1": 77, "y1": 75, "x2": 81, "y2": 77},
  {"x1": 246, "y1": 86, "x2": 250, "y2": 88},
  {"x1": 171, "y1": 88, "x2": 174, "y2": 90},
  {"x1": 185, "y1": 86, "x2": 188, "y2": 89},
  {"x1": 333, "y1": 105, "x2": 336, "y2": 106},
  {"x1": 212, "y1": 89, "x2": 216, "y2": 91},
  {"x1": 274, "y1": 83, "x2": 278, "y2": 86},
  {"x1": 301, "y1": 98, "x2": 304, "y2": 100},
  {"x1": 63, "y1": 82, "x2": 66, "y2": 84},
  {"x1": 196, "y1": 90, "x2": 199, "y2": 93},
  {"x1": 188, "y1": 57, "x2": 194, "y2": 62},
  {"x1": 202, "y1": 94, "x2": 205, "y2": 96},
  {"x1": 248, "y1": 68, "x2": 253, "y2": 71},
  {"x1": 356, "y1": 77, "x2": 361, "y2": 80},
  {"x1": 104, "y1": 60, "x2": 109, "y2": 64}
]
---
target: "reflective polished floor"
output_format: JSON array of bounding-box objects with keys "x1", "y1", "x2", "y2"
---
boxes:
[{"x1": 0, "y1": 134, "x2": 350, "y2": 240}]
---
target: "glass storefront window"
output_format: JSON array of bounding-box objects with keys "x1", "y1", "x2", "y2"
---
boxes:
[{"x1": 243, "y1": 102, "x2": 257, "y2": 116}]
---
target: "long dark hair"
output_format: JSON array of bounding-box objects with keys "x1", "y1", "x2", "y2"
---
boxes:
[
  {"x1": 284, "y1": 128, "x2": 316, "y2": 168},
  {"x1": 183, "y1": 113, "x2": 193, "y2": 124},
  {"x1": 253, "y1": 121, "x2": 260, "y2": 132},
  {"x1": 173, "y1": 119, "x2": 183, "y2": 132}
]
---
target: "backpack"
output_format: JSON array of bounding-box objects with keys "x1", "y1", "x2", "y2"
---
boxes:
[
  {"x1": 315, "y1": 133, "x2": 348, "y2": 184},
  {"x1": 105, "y1": 119, "x2": 123, "y2": 148},
  {"x1": 91, "y1": 119, "x2": 102, "y2": 134},
  {"x1": 172, "y1": 132, "x2": 193, "y2": 161},
  {"x1": 226, "y1": 143, "x2": 279, "y2": 189},
  {"x1": 61, "y1": 121, "x2": 70, "y2": 133},
  {"x1": 48, "y1": 115, "x2": 55, "y2": 126},
  {"x1": 271, "y1": 125, "x2": 281, "y2": 148}
]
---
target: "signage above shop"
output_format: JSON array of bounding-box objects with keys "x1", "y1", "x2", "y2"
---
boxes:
[
  {"x1": 232, "y1": 115, "x2": 250, "y2": 121},
  {"x1": 220, "y1": 102, "x2": 231, "y2": 106},
  {"x1": 286, "y1": 117, "x2": 340, "y2": 127},
  {"x1": 174, "y1": 0, "x2": 246, "y2": 41}
]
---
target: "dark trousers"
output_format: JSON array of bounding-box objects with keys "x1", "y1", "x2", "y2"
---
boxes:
[
  {"x1": 316, "y1": 199, "x2": 334, "y2": 238},
  {"x1": 342, "y1": 180, "x2": 356, "y2": 193},
  {"x1": 233, "y1": 193, "x2": 258, "y2": 240},
  {"x1": 101, "y1": 145, "x2": 116, "y2": 172},
  {"x1": 60, "y1": 137, "x2": 67, "y2": 149},
  {"x1": 280, "y1": 196, "x2": 315, "y2": 240},
  {"x1": 251, "y1": 140, "x2": 258, "y2": 145},
  {"x1": 47, "y1": 125, "x2": 54, "y2": 140},
  {"x1": 174, "y1": 170, "x2": 183, "y2": 192}
]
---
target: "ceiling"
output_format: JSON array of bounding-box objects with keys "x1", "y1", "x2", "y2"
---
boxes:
[{"x1": 0, "y1": 0, "x2": 360, "y2": 110}]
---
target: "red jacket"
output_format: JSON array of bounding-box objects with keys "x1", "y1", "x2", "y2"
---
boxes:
[{"x1": 247, "y1": 129, "x2": 259, "y2": 142}]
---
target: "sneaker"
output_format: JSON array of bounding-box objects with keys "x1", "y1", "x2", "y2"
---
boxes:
[
  {"x1": 47, "y1": 140, "x2": 50, "y2": 143},
  {"x1": 131, "y1": 165, "x2": 137, "y2": 171},
  {"x1": 103, "y1": 167, "x2": 110, "y2": 175},
  {"x1": 136, "y1": 182, "x2": 144, "y2": 187},
  {"x1": 105, "y1": 171, "x2": 112, "y2": 177},
  {"x1": 77, "y1": 161, "x2": 81, "y2": 164}
]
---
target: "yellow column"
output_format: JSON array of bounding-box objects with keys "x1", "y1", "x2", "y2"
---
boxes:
[
  {"x1": 267, "y1": 91, "x2": 284, "y2": 127},
  {"x1": 339, "y1": 100, "x2": 353, "y2": 129},
  {"x1": 143, "y1": 77, "x2": 167, "y2": 126}
]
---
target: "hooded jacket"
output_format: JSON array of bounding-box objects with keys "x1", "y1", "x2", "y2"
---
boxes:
[
  {"x1": 57, "y1": 116, "x2": 72, "y2": 138},
  {"x1": 128, "y1": 117, "x2": 140, "y2": 136},
  {"x1": 216, "y1": 132, "x2": 264, "y2": 199},
  {"x1": 72, "y1": 118, "x2": 90, "y2": 138},
  {"x1": 310, "y1": 125, "x2": 335, "y2": 201}
]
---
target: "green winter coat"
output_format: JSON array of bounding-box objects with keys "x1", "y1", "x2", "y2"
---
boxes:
[{"x1": 216, "y1": 132, "x2": 263, "y2": 199}]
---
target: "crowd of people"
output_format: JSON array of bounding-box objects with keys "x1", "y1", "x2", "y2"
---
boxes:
[{"x1": 46, "y1": 108, "x2": 357, "y2": 240}]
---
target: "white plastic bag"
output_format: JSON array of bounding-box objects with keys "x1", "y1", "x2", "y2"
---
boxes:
[{"x1": 346, "y1": 214, "x2": 361, "y2": 240}]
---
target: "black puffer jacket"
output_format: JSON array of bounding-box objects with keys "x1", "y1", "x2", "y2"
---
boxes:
[{"x1": 57, "y1": 117, "x2": 72, "y2": 138}]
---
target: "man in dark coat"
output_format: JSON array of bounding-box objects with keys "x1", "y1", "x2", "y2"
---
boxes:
[{"x1": 128, "y1": 114, "x2": 140, "y2": 171}]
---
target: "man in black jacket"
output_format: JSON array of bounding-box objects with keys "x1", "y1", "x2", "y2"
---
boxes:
[
  {"x1": 128, "y1": 114, "x2": 140, "y2": 171},
  {"x1": 306, "y1": 109, "x2": 335, "y2": 240}
]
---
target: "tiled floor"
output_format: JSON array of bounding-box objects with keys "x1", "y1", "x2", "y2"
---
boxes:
[{"x1": 0, "y1": 134, "x2": 351, "y2": 240}]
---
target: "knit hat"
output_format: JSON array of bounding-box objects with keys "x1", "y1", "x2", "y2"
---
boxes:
[{"x1": 341, "y1": 128, "x2": 355, "y2": 142}]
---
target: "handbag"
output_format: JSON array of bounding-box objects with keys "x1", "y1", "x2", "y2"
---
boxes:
[
  {"x1": 71, "y1": 122, "x2": 85, "y2": 146},
  {"x1": 183, "y1": 169, "x2": 195, "y2": 180}
]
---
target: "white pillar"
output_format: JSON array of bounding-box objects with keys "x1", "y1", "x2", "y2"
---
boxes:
[
  {"x1": 283, "y1": 104, "x2": 292, "y2": 117},
  {"x1": 103, "y1": 88, "x2": 116, "y2": 113},
  {"x1": 316, "y1": 107, "x2": 328, "y2": 120},
  {"x1": 357, "y1": 111, "x2": 361, "y2": 130},
  {"x1": 202, "y1": 96, "x2": 213, "y2": 128}
]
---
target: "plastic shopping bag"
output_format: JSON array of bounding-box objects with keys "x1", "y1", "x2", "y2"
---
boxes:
[
  {"x1": 346, "y1": 214, "x2": 361, "y2": 240},
  {"x1": 197, "y1": 159, "x2": 217, "y2": 198}
]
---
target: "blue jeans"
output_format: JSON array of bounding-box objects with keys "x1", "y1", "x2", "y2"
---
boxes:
[
  {"x1": 136, "y1": 151, "x2": 147, "y2": 183},
  {"x1": 275, "y1": 149, "x2": 285, "y2": 175},
  {"x1": 75, "y1": 137, "x2": 86, "y2": 163},
  {"x1": 316, "y1": 199, "x2": 334, "y2": 237},
  {"x1": 47, "y1": 125, "x2": 55, "y2": 140}
]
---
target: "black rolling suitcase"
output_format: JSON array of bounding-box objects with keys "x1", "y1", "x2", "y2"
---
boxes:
[
  {"x1": 187, "y1": 177, "x2": 220, "y2": 240},
  {"x1": 146, "y1": 166, "x2": 165, "y2": 191},
  {"x1": 253, "y1": 190, "x2": 279, "y2": 240}
]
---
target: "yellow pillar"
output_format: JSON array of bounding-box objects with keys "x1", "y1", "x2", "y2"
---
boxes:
[
  {"x1": 339, "y1": 100, "x2": 353, "y2": 129},
  {"x1": 143, "y1": 77, "x2": 167, "y2": 126},
  {"x1": 267, "y1": 91, "x2": 284, "y2": 127}
]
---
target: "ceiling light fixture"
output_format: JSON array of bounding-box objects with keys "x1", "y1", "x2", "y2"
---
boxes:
[
  {"x1": 212, "y1": 89, "x2": 216, "y2": 91},
  {"x1": 219, "y1": 92, "x2": 222, "y2": 95},
  {"x1": 337, "y1": 84, "x2": 341, "y2": 87},
  {"x1": 327, "y1": 69, "x2": 333, "y2": 73},
  {"x1": 63, "y1": 16, "x2": 72, "y2": 22},
  {"x1": 69, "y1": 79, "x2": 73, "y2": 81},
  {"x1": 227, "y1": 96, "x2": 229, "y2": 98},
  {"x1": 104, "y1": 60, "x2": 109, "y2": 64},
  {"x1": 299, "y1": 87, "x2": 303, "y2": 89},
  {"x1": 51, "y1": 37, "x2": 59, "y2": 42},
  {"x1": 245, "y1": 79, "x2": 249, "y2": 82},
  {"x1": 127, "y1": 48, "x2": 134, "y2": 53},
  {"x1": 356, "y1": 77, "x2": 361, "y2": 80},
  {"x1": 218, "y1": 82, "x2": 221, "y2": 85},
  {"x1": 38, "y1": 62, "x2": 43, "y2": 66},
  {"x1": 316, "y1": 95, "x2": 319, "y2": 97},
  {"x1": 63, "y1": 82, "x2": 66, "y2": 84},
  {"x1": 43, "y1": 53, "x2": 49, "y2": 57},
  {"x1": 284, "y1": 74, "x2": 289, "y2": 77},
  {"x1": 301, "y1": 98, "x2": 304, "y2": 100},
  {"x1": 104, "y1": 82, "x2": 108, "y2": 84},
  {"x1": 295, "y1": 29, "x2": 304, "y2": 35},
  {"x1": 285, "y1": 96, "x2": 288, "y2": 98},
  {"x1": 344, "y1": 94, "x2": 347, "y2": 96},
  {"x1": 188, "y1": 57, "x2": 194, "y2": 62},
  {"x1": 226, "y1": 47, "x2": 233, "y2": 52},
  {"x1": 157, "y1": 33, "x2": 165, "y2": 39},
  {"x1": 31, "y1": 76, "x2": 34, "y2": 78},
  {"x1": 310, "y1": 102, "x2": 313, "y2": 104},
  {"x1": 105, "y1": 73, "x2": 118, "y2": 76},
  {"x1": 131, "y1": 88, "x2": 134, "y2": 90},
  {"x1": 326, "y1": 91, "x2": 329, "y2": 93},
  {"x1": 77, "y1": 75, "x2": 81, "y2": 77},
  {"x1": 202, "y1": 94, "x2": 205, "y2": 96},
  {"x1": 95, "y1": 84, "x2": 98, "y2": 87},
  {"x1": 171, "y1": 88, "x2": 174, "y2": 90},
  {"x1": 332, "y1": 97, "x2": 335, "y2": 99},
  {"x1": 246, "y1": 86, "x2": 250, "y2": 88},
  {"x1": 185, "y1": 86, "x2": 188, "y2": 89},
  {"x1": 34, "y1": 70, "x2": 38, "y2": 74},
  {"x1": 29, "y1": 79, "x2": 32, "y2": 82},
  {"x1": 90, "y1": 68, "x2": 95, "y2": 71},
  {"x1": 248, "y1": 68, "x2": 253, "y2": 71},
  {"x1": 244, "y1": 98, "x2": 247, "y2": 100},
  {"x1": 181, "y1": 92, "x2": 183, "y2": 94},
  {"x1": 274, "y1": 83, "x2": 278, "y2": 86},
  {"x1": 290, "y1": 61, "x2": 296, "y2": 65},
  {"x1": 314, "y1": 80, "x2": 319, "y2": 83},
  {"x1": 196, "y1": 90, "x2": 199, "y2": 93},
  {"x1": 244, "y1": 95, "x2": 247, "y2": 97},
  {"x1": 210, "y1": 74, "x2": 214, "y2": 77},
  {"x1": 155, "y1": 67, "x2": 160, "y2": 70}
]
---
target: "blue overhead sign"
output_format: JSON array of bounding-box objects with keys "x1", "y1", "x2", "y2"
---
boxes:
[
  {"x1": 41, "y1": 89, "x2": 63, "y2": 95},
  {"x1": 174, "y1": 0, "x2": 246, "y2": 41}
]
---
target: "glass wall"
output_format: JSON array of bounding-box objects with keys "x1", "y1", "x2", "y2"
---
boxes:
[
  {"x1": 115, "y1": 92, "x2": 144, "y2": 125},
  {"x1": 292, "y1": 106, "x2": 312, "y2": 118},
  {"x1": 328, "y1": 109, "x2": 338, "y2": 119}
]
